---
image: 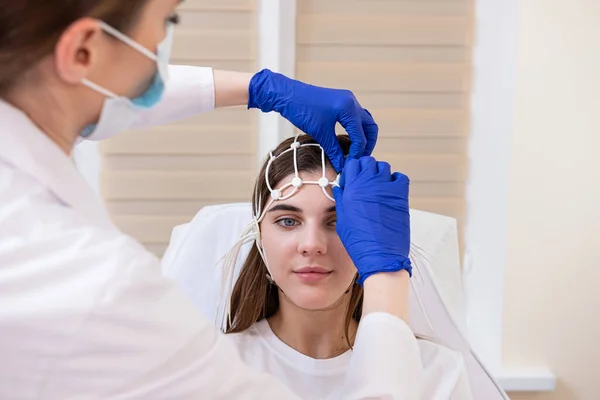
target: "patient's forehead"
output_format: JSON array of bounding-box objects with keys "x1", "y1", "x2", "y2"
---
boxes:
[
  {"x1": 274, "y1": 169, "x2": 337, "y2": 191},
  {"x1": 267, "y1": 169, "x2": 337, "y2": 212}
]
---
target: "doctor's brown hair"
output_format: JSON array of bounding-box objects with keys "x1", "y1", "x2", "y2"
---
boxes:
[
  {"x1": 0, "y1": 0, "x2": 149, "y2": 93},
  {"x1": 225, "y1": 134, "x2": 364, "y2": 349}
]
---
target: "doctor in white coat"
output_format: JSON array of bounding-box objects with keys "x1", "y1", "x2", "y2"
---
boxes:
[{"x1": 0, "y1": 1, "x2": 424, "y2": 398}]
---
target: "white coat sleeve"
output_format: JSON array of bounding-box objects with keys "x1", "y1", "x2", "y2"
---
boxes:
[
  {"x1": 130, "y1": 64, "x2": 216, "y2": 129},
  {"x1": 336, "y1": 312, "x2": 424, "y2": 400}
]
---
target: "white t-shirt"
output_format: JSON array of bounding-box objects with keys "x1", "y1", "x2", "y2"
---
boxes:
[{"x1": 227, "y1": 318, "x2": 473, "y2": 400}]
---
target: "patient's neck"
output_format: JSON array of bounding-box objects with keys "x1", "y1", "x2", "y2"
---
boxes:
[{"x1": 267, "y1": 289, "x2": 358, "y2": 359}]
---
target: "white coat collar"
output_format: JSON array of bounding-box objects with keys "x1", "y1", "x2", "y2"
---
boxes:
[{"x1": 0, "y1": 99, "x2": 113, "y2": 228}]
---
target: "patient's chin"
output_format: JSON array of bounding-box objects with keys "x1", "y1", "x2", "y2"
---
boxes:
[{"x1": 282, "y1": 287, "x2": 347, "y2": 312}]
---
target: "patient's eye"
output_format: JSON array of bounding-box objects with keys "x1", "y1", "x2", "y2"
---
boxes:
[{"x1": 276, "y1": 217, "x2": 299, "y2": 228}]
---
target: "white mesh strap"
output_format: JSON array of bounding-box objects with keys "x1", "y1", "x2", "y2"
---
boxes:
[{"x1": 265, "y1": 135, "x2": 339, "y2": 202}]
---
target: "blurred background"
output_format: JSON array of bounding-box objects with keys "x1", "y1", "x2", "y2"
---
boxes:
[{"x1": 78, "y1": 0, "x2": 600, "y2": 398}]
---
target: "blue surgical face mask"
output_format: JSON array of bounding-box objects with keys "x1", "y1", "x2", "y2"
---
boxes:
[{"x1": 79, "y1": 21, "x2": 174, "y2": 140}]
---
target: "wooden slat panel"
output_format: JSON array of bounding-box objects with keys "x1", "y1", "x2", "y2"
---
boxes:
[
  {"x1": 179, "y1": 11, "x2": 254, "y2": 31},
  {"x1": 172, "y1": 31, "x2": 254, "y2": 60},
  {"x1": 345, "y1": 93, "x2": 468, "y2": 109},
  {"x1": 106, "y1": 200, "x2": 248, "y2": 216},
  {"x1": 101, "y1": 2, "x2": 258, "y2": 257},
  {"x1": 375, "y1": 137, "x2": 467, "y2": 154},
  {"x1": 180, "y1": 0, "x2": 254, "y2": 11},
  {"x1": 114, "y1": 216, "x2": 191, "y2": 243},
  {"x1": 102, "y1": 170, "x2": 462, "y2": 201},
  {"x1": 410, "y1": 198, "x2": 465, "y2": 221},
  {"x1": 298, "y1": 0, "x2": 473, "y2": 16},
  {"x1": 101, "y1": 127, "x2": 254, "y2": 155},
  {"x1": 373, "y1": 154, "x2": 467, "y2": 181},
  {"x1": 296, "y1": 0, "x2": 475, "y2": 247},
  {"x1": 297, "y1": 62, "x2": 471, "y2": 93},
  {"x1": 413, "y1": 183, "x2": 465, "y2": 197},
  {"x1": 331, "y1": 109, "x2": 468, "y2": 137},
  {"x1": 158, "y1": 107, "x2": 255, "y2": 126},
  {"x1": 102, "y1": 155, "x2": 254, "y2": 171},
  {"x1": 297, "y1": 17, "x2": 472, "y2": 46},
  {"x1": 296, "y1": 0, "x2": 475, "y2": 241},
  {"x1": 102, "y1": 171, "x2": 255, "y2": 200},
  {"x1": 297, "y1": 45, "x2": 470, "y2": 63}
]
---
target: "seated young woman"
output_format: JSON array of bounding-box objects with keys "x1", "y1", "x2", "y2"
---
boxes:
[{"x1": 219, "y1": 134, "x2": 472, "y2": 399}]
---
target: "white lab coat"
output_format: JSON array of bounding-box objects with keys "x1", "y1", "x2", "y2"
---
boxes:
[{"x1": 0, "y1": 66, "x2": 425, "y2": 399}]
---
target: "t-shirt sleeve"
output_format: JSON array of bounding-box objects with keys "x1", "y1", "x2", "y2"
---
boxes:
[
  {"x1": 418, "y1": 339, "x2": 474, "y2": 400},
  {"x1": 335, "y1": 312, "x2": 424, "y2": 400}
]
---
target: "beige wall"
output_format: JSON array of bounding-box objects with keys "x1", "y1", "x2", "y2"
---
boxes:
[
  {"x1": 503, "y1": 0, "x2": 600, "y2": 399},
  {"x1": 100, "y1": 0, "x2": 258, "y2": 257}
]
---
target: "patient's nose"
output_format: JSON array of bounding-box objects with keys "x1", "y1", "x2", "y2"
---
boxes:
[{"x1": 297, "y1": 224, "x2": 327, "y2": 256}]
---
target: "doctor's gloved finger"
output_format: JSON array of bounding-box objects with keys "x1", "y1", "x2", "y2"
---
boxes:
[
  {"x1": 342, "y1": 158, "x2": 362, "y2": 183},
  {"x1": 323, "y1": 134, "x2": 345, "y2": 173},
  {"x1": 339, "y1": 111, "x2": 367, "y2": 161},
  {"x1": 392, "y1": 171, "x2": 410, "y2": 185},
  {"x1": 332, "y1": 186, "x2": 344, "y2": 207},
  {"x1": 376, "y1": 161, "x2": 392, "y2": 180},
  {"x1": 337, "y1": 168, "x2": 347, "y2": 189},
  {"x1": 358, "y1": 156, "x2": 378, "y2": 177},
  {"x1": 361, "y1": 109, "x2": 378, "y2": 156}
]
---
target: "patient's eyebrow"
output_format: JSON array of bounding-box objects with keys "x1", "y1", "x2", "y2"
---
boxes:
[
  {"x1": 268, "y1": 204, "x2": 336, "y2": 213},
  {"x1": 268, "y1": 204, "x2": 302, "y2": 213}
]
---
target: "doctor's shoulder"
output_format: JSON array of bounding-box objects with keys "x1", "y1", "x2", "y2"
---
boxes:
[
  {"x1": 0, "y1": 165, "x2": 219, "y2": 396},
  {"x1": 0, "y1": 162, "x2": 163, "y2": 323}
]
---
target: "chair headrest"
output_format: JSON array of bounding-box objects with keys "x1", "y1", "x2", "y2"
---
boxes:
[{"x1": 161, "y1": 202, "x2": 508, "y2": 399}]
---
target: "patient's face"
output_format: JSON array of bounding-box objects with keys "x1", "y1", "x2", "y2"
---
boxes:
[{"x1": 260, "y1": 170, "x2": 356, "y2": 310}]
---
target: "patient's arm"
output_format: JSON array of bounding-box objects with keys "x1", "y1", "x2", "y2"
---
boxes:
[
  {"x1": 362, "y1": 270, "x2": 411, "y2": 323},
  {"x1": 339, "y1": 270, "x2": 422, "y2": 400}
]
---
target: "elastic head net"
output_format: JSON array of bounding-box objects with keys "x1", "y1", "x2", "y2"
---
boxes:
[{"x1": 215, "y1": 135, "x2": 432, "y2": 333}]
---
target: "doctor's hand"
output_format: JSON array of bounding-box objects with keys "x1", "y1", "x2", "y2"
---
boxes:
[
  {"x1": 248, "y1": 69, "x2": 377, "y2": 172},
  {"x1": 333, "y1": 157, "x2": 412, "y2": 286}
]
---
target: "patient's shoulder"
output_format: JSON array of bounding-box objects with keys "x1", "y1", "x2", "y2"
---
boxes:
[
  {"x1": 223, "y1": 320, "x2": 276, "y2": 370},
  {"x1": 223, "y1": 321, "x2": 265, "y2": 353}
]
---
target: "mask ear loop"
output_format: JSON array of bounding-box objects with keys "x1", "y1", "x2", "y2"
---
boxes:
[{"x1": 99, "y1": 21, "x2": 158, "y2": 62}]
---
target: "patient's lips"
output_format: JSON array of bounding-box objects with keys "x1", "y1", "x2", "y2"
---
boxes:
[{"x1": 293, "y1": 266, "x2": 332, "y2": 282}]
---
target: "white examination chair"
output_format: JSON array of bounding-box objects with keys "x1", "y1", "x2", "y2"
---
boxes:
[{"x1": 161, "y1": 203, "x2": 509, "y2": 400}]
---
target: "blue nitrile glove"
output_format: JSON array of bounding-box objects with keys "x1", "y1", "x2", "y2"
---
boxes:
[
  {"x1": 332, "y1": 157, "x2": 412, "y2": 285},
  {"x1": 248, "y1": 69, "x2": 378, "y2": 172}
]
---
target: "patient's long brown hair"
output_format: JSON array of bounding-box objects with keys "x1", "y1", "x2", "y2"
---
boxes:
[{"x1": 225, "y1": 134, "x2": 363, "y2": 348}]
